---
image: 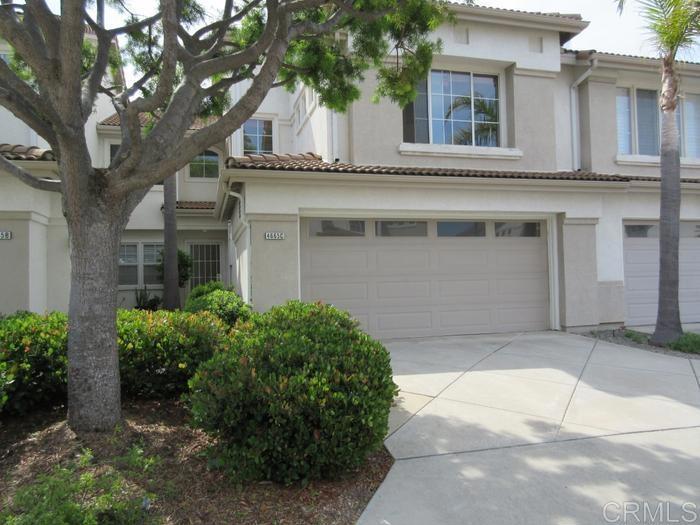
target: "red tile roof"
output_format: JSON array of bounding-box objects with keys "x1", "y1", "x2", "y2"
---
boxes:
[
  {"x1": 226, "y1": 152, "x2": 700, "y2": 185},
  {"x1": 0, "y1": 144, "x2": 56, "y2": 161},
  {"x1": 175, "y1": 200, "x2": 216, "y2": 210},
  {"x1": 100, "y1": 113, "x2": 218, "y2": 130}
]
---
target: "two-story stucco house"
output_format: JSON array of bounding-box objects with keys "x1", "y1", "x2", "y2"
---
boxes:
[{"x1": 2, "y1": 4, "x2": 700, "y2": 339}]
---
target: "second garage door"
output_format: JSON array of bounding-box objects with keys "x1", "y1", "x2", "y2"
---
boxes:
[
  {"x1": 623, "y1": 222, "x2": 700, "y2": 326},
  {"x1": 300, "y1": 218, "x2": 550, "y2": 339}
]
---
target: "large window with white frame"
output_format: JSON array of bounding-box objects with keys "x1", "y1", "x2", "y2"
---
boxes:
[
  {"x1": 403, "y1": 70, "x2": 500, "y2": 147},
  {"x1": 118, "y1": 242, "x2": 163, "y2": 287},
  {"x1": 616, "y1": 87, "x2": 700, "y2": 157},
  {"x1": 243, "y1": 119, "x2": 273, "y2": 155}
]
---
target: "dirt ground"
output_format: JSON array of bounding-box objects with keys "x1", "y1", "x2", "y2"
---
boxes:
[{"x1": 0, "y1": 399, "x2": 393, "y2": 524}]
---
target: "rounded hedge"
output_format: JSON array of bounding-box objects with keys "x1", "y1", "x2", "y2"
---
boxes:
[
  {"x1": 184, "y1": 289, "x2": 252, "y2": 327},
  {"x1": 185, "y1": 281, "x2": 227, "y2": 306},
  {"x1": 117, "y1": 310, "x2": 230, "y2": 398},
  {"x1": 188, "y1": 300, "x2": 397, "y2": 484},
  {"x1": 0, "y1": 311, "x2": 68, "y2": 415},
  {"x1": 0, "y1": 309, "x2": 229, "y2": 415}
]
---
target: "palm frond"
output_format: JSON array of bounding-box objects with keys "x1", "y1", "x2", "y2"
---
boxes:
[{"x1": 637, "y1": 0, "x2": 700, "y2": 59}]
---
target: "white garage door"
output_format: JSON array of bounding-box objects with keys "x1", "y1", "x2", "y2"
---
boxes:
[
  {"x1": 300, "y1": 218, "x2": 550, "y2": 339},
  {"x1": 623, "y1": 222, "x2": 700, "y2": 326}
]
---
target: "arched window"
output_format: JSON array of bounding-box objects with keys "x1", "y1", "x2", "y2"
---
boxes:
[{"x1": 189, "y1": 150, "x2": 219, "y2": 178}]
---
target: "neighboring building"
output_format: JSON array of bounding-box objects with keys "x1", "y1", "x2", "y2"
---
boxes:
[{"x1": 2, "y1": 4, "x2": 700, "y2": 338}]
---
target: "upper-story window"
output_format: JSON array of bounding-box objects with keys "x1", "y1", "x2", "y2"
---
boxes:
[
  {"x1": 617, "y1": 87, "x2": 699, "y2": 157},
  {"x1": 403, "y1": 70, "x2": 500, "y2": 147},
  {"x1": 189, "y1": 150, "x2": 219, "y2": 178},
  {"x1": 243, "y1": 119, "x2": 273, "y2": 155}
]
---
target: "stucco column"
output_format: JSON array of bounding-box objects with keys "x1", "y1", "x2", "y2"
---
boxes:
[
  {"x1": 558, "y1": 216, "x2": 599, "y2": 329},
  {"x1": 248, "y1": 214, "x2": 300, "y2": 311},
  {"x1": 0, "y1": 212, "x2": 48, "y2": 313}
]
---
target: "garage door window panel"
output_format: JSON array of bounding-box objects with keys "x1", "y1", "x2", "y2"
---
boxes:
[
  {"x1": 310, "y1": 219, "x2": 365, "y2": 237},
  {"x1": 495, "y1": 222, "x2": 541, "y2": 237},
  {"x1": 376, "y1": 221, "x2": 428, "y2": 237},
  {"x1": 680, "y1": 223, "x2": 700, "y2": 238},
  {"x1": 437, "y1": 221, "x2": 486, "y2": 237},
  {"x1": 625, "y1": 224, "x2": 659, "y2": 238}
]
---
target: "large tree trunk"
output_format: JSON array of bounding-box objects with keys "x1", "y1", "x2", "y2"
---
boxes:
[
  {"x1": 162, "y1": 174, "x2": 180, "y2": 310},
  {"x1": 652, "y1": 58, "x2": 683, "y2": 345},
  {"x1": 66, "y1": 204, "x2": 126, "y2": 432}
]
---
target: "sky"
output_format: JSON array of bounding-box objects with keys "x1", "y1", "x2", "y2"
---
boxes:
[{"x1": 44, "y1": 0, "x2": 699, "y2": 62}]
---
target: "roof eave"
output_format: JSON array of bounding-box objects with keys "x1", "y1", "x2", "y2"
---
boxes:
[
  {"x1": 448, "y1": 4, "x2": 589, "y2": 36},
  {"x1": 219, "y1": 167, "x2": 631, "y2": 190}
]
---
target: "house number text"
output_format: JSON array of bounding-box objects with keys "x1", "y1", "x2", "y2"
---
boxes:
[
  {"x1": 0, "y1": 231, "x2": 12, "y2": 240},
  {"x1": 264, "y1": 231, "x2": 286, "y2": 240}
]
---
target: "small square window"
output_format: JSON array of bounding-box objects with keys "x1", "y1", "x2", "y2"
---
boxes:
[
  {"x1": 376, "y1": 221, "x2": 428, "y2": 237},
  {"x1": 189, "y1": 150, "x2": 219, "y2": 178},
  {"x1": 495, "y1": 222, "x2": 541, "y2": 237},
  {"x1": 310, "y1": 219, "x2": 366, "y2": 237},
  {"x1": 681, "y1": 223, "x2": 700, "y2": 238},
  {"x1": 437, "y1": 221, "x2": 486, "y2": 237},
  {"x1": 243, "y1": 118, "x2": 273, "y2": 155},
  {"x1": 625, "y1": 224, "x2": 659, "y2": 238}
]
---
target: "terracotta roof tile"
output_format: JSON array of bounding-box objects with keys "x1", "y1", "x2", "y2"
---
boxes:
[
  {"x1": 226, "y1": 152, "x2": 700, "y2": 184},
  {"x1": 100, "y1": 113, "x2": 218, "y2": 130},
  {"x1": 175, "y1": 200, "x2": 216, "y2": 210},
  {"x1": 0, "y1": 144, "x2": 56, "y2": 161}
]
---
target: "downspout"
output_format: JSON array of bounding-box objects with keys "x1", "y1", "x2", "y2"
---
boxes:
[
  {"x1": 570, "y1": 55, "x2": 598, "y2": 171},
  {"x1": 227, "y1": 187, "x2": 249, "y2": 297}
]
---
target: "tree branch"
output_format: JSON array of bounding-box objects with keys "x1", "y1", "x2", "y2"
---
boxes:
[
  {"x1": 82, "y1": 12, "x2": 115, "y2": 118},
  {"x1": 0, "y1": 154, "x2": 61, "y2": 192}
]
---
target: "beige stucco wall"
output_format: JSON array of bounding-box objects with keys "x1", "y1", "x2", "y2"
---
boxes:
[
  {"x1": 231, "y1": 171, "x2": 700, "y2": 327},
  {"x1": 347, "y1": 67, "x2": 567, "y2": 172},
  {"x1": 558, "y1": 217, "x2": 600, "y2": 329},
  {"x1": 581, "y1": 66, "x2": 700, "y2": 178},
  {"x1": 247, "y1": 215, "x2": 300, "y2": 311},
  {"x1": 0, "y1": 215, "x2": 30, "y2": 313}
]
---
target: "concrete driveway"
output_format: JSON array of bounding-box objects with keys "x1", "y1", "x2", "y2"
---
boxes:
[{"x1": 359, "y1": 332, "x2": 700, "y2": 525}]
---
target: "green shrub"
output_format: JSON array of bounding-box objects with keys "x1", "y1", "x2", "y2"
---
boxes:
[
  {"x1": 0, "y1": 310, "x2": 228, "y2": 415},
  {"x1": 185, "y1": 281, "x2": 226, "y2": 306},
  {"x1": 118, "y1": 310, "x2": 230, "y2": 398},
  {"x1": 184, "y1": 289, "x2": 251, "y2": 327},
  {"x1": 0, "y1": 311, "x2": 68, "y2": 415},
  {"x1": 188, "y1": 301, "x2": 397, "y2": 485},
  {"x1": 0, "y1": 449, "x2": 158, "y2": 525},
  {"x1": 669, "y1": 332, "x2": 700, "y2": 354},
  {"x1": 623, "y1": 329, "x2": 648, "y2": 345}
]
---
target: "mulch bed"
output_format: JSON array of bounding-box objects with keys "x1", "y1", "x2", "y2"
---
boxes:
[
  {"x1": 585, "y1": 328, "x2": 700, "y2": 360},
  {"x1": 0, "y1": 400, "x2": 393, "y2": 524}
]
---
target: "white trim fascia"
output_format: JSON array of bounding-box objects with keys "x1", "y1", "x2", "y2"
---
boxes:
[
  {"x1": 298, "y1": 209, "x2": 572, "y2": 220},
  {"x1": 398, "y1": 143, "x2": 523, "y2": 160},
  {"x1": 10, "y1": 160, "x2": 59, "y2": 177},
  {"x1": 626, "y1": 180, "x2": 700, "y2": 193},
  {"x1": 512, "y1": 68, "x2": 558, "y2": 79},
  {"x1": 616, "y1": 154, "x2": 700, "y2": 169},
  {"x1": 221, "y1": 169, "x2": 630, "y2": 192}
]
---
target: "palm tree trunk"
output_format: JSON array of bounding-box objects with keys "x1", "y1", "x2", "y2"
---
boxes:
[
  {"x1": 652, "y1": 56, "x2": 683, "y2": 345},
  {"x1": 162, "y1": 174, "x2": 180, "y2": 310}
]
